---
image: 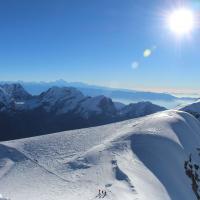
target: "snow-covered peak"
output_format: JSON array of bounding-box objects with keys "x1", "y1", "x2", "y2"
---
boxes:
[
  {"x1": 40, "y1": 86, "x2": 84, "y2": 101},
  {"x1": 78, "y1": 95, "x2": 117, "y2": 118},
  {"x1": 0, "y1": 83, "x2": 31, "y2": 101},
  {"x1": 39, "y1": 86, "x2": 85, "y2": 113},
  {"x1": 38, "y1": 88, "x2": 117, "y2": 116},
  {"x1": 119, "y1": 101, "x2": 166, "y2": 118}
]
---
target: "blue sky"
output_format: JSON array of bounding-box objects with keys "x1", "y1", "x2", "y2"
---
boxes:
[{"x1": 0, "y1": 0, "x2": 200, "y2": 95}]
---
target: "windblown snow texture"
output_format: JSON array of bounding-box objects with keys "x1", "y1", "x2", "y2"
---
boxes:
[{"x1": 0, "y1": 110, "x2": 200, "y2": 200}]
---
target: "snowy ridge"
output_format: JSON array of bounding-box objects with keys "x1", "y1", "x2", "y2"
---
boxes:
[
  {"x1": 119, "y1": 101, "x2": 166, "y2": 118},
  {"x1": 179, "y1": 99, "x2": 200, "y2": 118},
  {"x1": 0, "y1": 110, "x2": 200, "y2": 199},
  {"x1": 39, "y1": 88, "x2": 116, "y2": 116},
  {"x1": 179, "y1": 99, "x2": 200, "y2": 111}
]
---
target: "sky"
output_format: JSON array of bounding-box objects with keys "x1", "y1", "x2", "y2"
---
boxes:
[{"x1": 0, "y1": 0, "x2": 200, "y2": 96}]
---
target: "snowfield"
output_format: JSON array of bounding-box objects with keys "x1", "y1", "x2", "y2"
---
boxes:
[{"x1": 0, "y1": 110, "x2": 200, "y2": 200}]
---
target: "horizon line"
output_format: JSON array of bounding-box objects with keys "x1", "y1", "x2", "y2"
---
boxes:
[{"x1": 0, "y1": 79, "x2": 199, "y2": 98}]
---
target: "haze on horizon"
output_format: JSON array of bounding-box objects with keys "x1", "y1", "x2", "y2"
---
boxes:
[{"x1": 0, "y1": 0, "x2": 200, "y2": 96}]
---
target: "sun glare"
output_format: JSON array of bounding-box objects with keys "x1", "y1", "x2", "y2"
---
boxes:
[{"x1": 167, "y1": 8, "x2": 195, "y2": 35}]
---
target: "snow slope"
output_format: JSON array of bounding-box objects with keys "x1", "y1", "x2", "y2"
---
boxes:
[{"x1": 0, "y1": 110, "x2": 200, "y2": 200}]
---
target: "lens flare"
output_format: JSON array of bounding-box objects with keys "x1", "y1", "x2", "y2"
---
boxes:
[{"x1": 143, "y1": 49, "x2": 152, "y2": 57}]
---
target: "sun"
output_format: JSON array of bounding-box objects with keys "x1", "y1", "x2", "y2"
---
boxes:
[{"x1": 167, "y1": 8, "x2": 195, "y2": 35}]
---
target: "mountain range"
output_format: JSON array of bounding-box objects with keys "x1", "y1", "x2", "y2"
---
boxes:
[
  {"x1": 1, "y1": 80, "x2": 197, "y2": 103},
  {"x1": 0, "y1": 83, "x2": 166, "y2": 141}
]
